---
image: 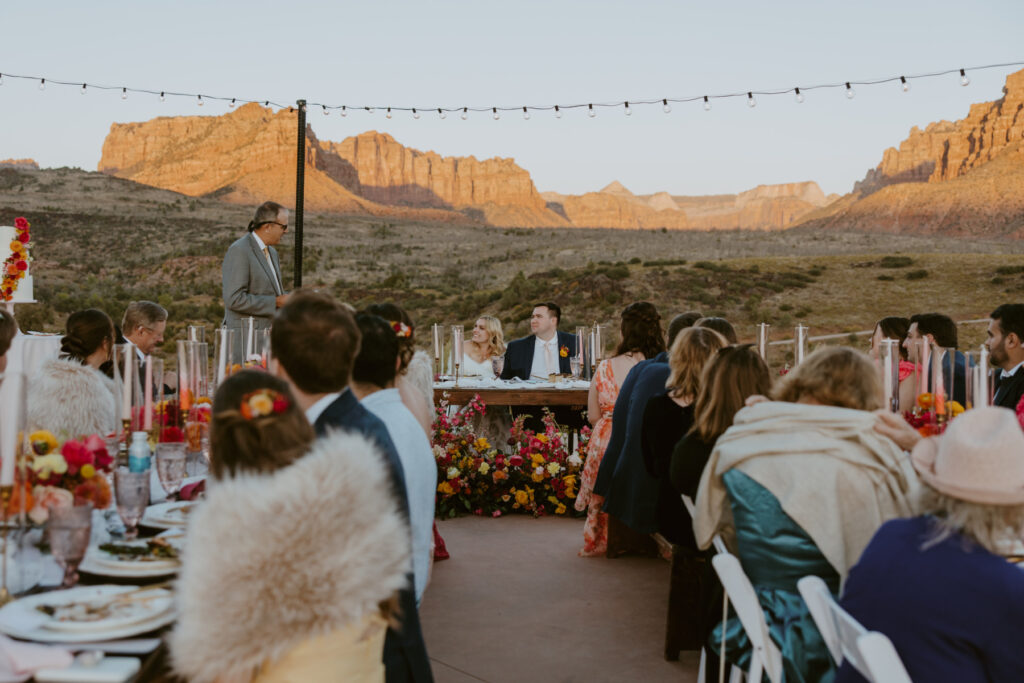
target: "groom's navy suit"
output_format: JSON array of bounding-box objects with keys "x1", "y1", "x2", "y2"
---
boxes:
[{"x1": 500, "y1": 331, "x2": 577, "y2": 380}]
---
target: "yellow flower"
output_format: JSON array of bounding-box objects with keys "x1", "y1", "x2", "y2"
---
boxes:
[
  {"x1": 531, "y1": 472, "x2": 544, "y2": 483},
  {"x1": 530, "y1": 453, "x2": 545, "y2": 465},
  {"x1": 556, "y1": 503, "x2": 567, "y2": 515},
  {"x1": 546, "y1": 462, "x2": 561, "y2": 475},
  {"x1": 446, "y1": 467, "x2": 460, "y2": 480},
  {"x1": 248, "y1": 393, "x2": 274, "y2": 417},
  {"x1": 547, "y1": 495, "x2": 558, "y2": 505},
  {"x1": 437, "y1": 481, "x2": 454, "y2": 495},
  {"x1": 29, "y1": 430, "x2": 58, "y2": 456},
  {"x1": 515, "y1": 490, "x2": 530, "y2": 506},
  {"x1": 30, "y1": 454, "x2": 68, "y2": 479},
  {"x1": 949, "y1": 400, "x2": 965, "y2": 417},
  {"x1": 478, "y1": 462, "x2": 490, "y2": 475},
  {"x1": 80, "y1": 464, "x2": 96, "y2": 479},
  {"x1": 536, "y1": 434, "x2": 548, "y2": 443},
  {"x1": 474, "y1": 437, "x2": 491, "y2": 450}
]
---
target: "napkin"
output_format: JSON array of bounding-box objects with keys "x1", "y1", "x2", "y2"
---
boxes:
[
  {"x1": 178, "y1": 479, "x2": 206, "y2": 501},
  {"x1": 0, "y1": 634, "x2": 73, "y2": 683}
]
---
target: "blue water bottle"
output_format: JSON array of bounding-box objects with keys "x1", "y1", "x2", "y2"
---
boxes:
[{"x1": 128, "y1": 431, "x2": 151, "y2": 472}]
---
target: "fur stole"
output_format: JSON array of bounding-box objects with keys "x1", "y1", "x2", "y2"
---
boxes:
[
  {"x1": 170, "y1": 430, "x2": 412, "y2": 683},
  {"x1": 26, "y1": 358, "x2": 117, "y2": 438}
]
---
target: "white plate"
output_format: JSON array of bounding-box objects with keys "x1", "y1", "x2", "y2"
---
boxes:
[
  {"x1": 79, "y1": 556, "x2": 179, "y2": 579},
  {"x1": 88, "y1": 539, "x2": 180, "y2": 571},
  {"x1": 0, "y1": 586, "x2": 174, "y2": 641},
  {"x1": 141, "y1": 502, "x2": 195, "y2": 529}
]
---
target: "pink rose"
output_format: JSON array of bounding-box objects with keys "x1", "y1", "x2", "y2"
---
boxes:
[
  {"x1": 28, "y1": 486, "x2": 74, "y2": 525},
  {"x1": 82, "y1": 434, "x2": 113, "y2": 470},
  {"x1": 492, "y1": 510, "x2": 502, "y2": 518}
]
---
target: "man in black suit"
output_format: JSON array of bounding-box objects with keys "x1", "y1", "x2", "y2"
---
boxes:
[
  {"x1": 271, "y1": 291, "x2": 433, "y2": 683},
  {"x1": 987, "y1": 303, "x2": 1024, "y2": 410},
  {"x1": 500, "y1": 302, "x2": 577, "y2": 380},
  {"x1": 905, "y1": 312, "x2": 970, "y2": 406}
]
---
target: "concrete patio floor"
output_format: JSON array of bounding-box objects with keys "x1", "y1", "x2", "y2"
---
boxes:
[{"x1": 419, "y1": 514, "x2": 700, "y2": 683}]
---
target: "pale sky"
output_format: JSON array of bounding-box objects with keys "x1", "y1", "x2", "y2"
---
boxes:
[{"x1": 1, "y1": 0, "x2": 1022, "y2": 197}]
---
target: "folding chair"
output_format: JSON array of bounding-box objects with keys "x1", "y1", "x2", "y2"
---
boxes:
[
  {"x1": 797, "y1": 575, "x2": 912, "y2": 683},
  {"x1": 711, "y1": 553, "x2": 784, "y2": 683}
]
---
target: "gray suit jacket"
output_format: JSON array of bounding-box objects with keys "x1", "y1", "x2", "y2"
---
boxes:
[{"x1": 221, "y1": 233, "x2": 283, "y2": 329}]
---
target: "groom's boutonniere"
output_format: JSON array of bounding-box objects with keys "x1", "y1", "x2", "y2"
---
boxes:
[{"x1": 559, "y1": 345, "x2": 569, "y2": 358}]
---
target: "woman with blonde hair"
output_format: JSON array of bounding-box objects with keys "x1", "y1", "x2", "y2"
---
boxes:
[
  {"x1": 692, "y1": 346, "x2": 920, "y2": 682},
  {"x1": 172, "y1": 370, "x2": 410, "y2": 682},
  {"x1": 462, "y1": 316, "x2": 506, "y2": 378}
]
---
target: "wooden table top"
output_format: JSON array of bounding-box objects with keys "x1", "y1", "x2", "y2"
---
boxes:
[{"x1": 434, "y1": 386, "x2": 589, "y2": 406}]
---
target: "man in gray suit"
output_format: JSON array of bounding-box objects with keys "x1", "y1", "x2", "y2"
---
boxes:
[{"x1": 222, "y1": 201, "x2": 290, "y2": 332}]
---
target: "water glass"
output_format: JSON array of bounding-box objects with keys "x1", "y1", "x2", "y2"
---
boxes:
[
  {"x1": 47, "y1": 504, "x2": 93, "y2": 588},
  {"x1": 490, "y1": 356, "x2": 505, "y2": 378},
  {"x1": 155, "y1": 443, "x2": 187, "y2": 500},
  {"x1": 115, "y1": 468, "x2": 150, "y2": 540},
  {"x1": 570, "y1": 356, "x2": 582, "y2": 379}
]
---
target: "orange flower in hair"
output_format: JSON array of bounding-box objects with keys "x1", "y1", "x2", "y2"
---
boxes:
[
  {"x1": 391, "y1": 321, "x2": 412, "y2": 338},
  {"x1": 240, "y1": 389, "x2": 289, "y2": 419}
]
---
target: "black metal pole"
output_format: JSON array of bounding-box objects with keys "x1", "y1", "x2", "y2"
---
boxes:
[{"x1": 294, "y1": 99, "x2": 306, "y2": 289}]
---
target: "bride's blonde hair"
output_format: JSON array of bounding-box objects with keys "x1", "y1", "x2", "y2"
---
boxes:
[{"x1": 468, "y1": 316, "x2": 506, "y2": 357}]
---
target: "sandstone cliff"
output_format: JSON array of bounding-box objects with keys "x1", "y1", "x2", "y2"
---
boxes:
[
  {"x1": 798, "y1": 68, "x2": 1024, "y2": 237},
  {"x1": 0, "y1": 159, "x2": 38, "y2": 170}
]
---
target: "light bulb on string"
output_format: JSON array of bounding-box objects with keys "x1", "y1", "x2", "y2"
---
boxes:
[
  {"x1": 121, "y1": 87, "x2": 127, "y2": 100},
  {"x1": 554, "y1": 105, "x2": 562, "y2": 118},
  {"x1": 197, "y1": 95, "x2": 204, "y2": 107},
  {"x1": 322, "y1": 105, "x2": 329, "y2": 116},
  {"x1": 0, "y1": 73, "x2": 4, "y2": 86},
  {"x1": 845, "y1": 82, "x2": 855, "y2": 99},
  {"x1": 412, "y1": 108, "x2": 420, "y2": 119},
  {"x1": 159, "y1": 92, "x2": 165, "y2": 102},
  {"x1": 702, "y1": 96, "x2": 711, "y2": 111},
  {"x1": 522, "y1": 106, "x2": 530, "y2": 120},
  {"x1": 588, "y1": 103, "x2": 596, "y2": 118},
  {"x1": 960, "y1": 68, "x2": 970, "y2": 86},
  {"x1": 662, "y1": 98, "x2": 671, "y2": 114},
  {"x1": 460, "y1": 107, "x2": 468, "y2": 120},
  {"x1": 80, "y1": 83, "x2": 87, "y2": 95},
  {"x1": 386, "y1": 107, "x2": 392, "y2": 119},
  {"x1": 438, "y1": 108, "x2": 446, "y2": 120},
  {"x1": 900, "y1": 76, "x2": 910, "y2": 93},
  {"x1": 492, "y1": 107, "x2": 500, "y2": 120},
  {"x1": 624, "y1": 101, "x2": 631, "y2": 116},
  {"x1": 747, "y1": 92, "x2": 756, "y2": 108},
  {"x1": 340, "y1": 106, "x2": 347, "y2": 117},
  {"x1": 365, "y1": 107, "x2": 374, "y2": 114},
  {"x1": 38, "y1": 79, "x2": 45, "y2": 91},
  {"x1": 229, "y1": 98, "x2": 236, "y2": 108},
  {"x1": 794, "y1": 87, "x2": 804, "y2": 103}
]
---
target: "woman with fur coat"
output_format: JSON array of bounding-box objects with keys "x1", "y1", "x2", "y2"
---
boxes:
[
  {"x1": 27, "y1": 309, "x2": 117, "y2": 437},
  {"x1": 171, "y1": 370, "x2": 411, "y2": 683}
]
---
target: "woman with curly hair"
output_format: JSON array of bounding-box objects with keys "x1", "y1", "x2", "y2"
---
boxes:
[
  {"x1": 462, "y1": 316, "x2": 506, "y2": 378},
  {"x1": 576, "y1": 301, "x2": 665, "y2": 557},
  {"x1": 172, "y1": 370, "x2": 411, "y2": 682}
]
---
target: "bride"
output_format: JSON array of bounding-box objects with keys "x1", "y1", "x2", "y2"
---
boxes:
[{"x1": 462, "y1": 316, "x2": 505, "y2": 378}]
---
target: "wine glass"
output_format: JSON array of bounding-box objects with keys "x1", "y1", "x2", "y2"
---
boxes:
[
  {"x1": 491, "y1": 355, "x2": 505, "y2": 378},
  {"x1": 115, "y1": 468, "x2": 150, "y2": 540},
  {"x1": 48, "y1": 504, "x2": 93, "y2": 588},
  {"x1": 570, "y1": 356, "x2": 582, "y2": 379},
  {"x1": 155, "y1": 443, "x2": 187, "y2": 501}
]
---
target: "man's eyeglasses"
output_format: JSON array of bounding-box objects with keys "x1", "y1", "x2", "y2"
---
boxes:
[{"x1": 259, "y1": 221, "x2": 288, "y2": 231}]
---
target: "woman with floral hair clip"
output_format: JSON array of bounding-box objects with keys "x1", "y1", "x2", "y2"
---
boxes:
[{"x1": 363, "y1": 302, "x2": 433, "y2": 437}]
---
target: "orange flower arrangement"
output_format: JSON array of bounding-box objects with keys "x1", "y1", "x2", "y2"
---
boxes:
[{"x1": 1, "y1": 216, "x2": 30, "y2": 301}]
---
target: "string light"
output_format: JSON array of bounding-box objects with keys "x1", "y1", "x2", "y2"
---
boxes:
[
  {"x1": 794, "y1": 87, "x2": 804, "y2": 103},
  {"x1": 365, "y1": 106, "x2": 374, "y2": 114},
  {"x1": 38, "y1": 79, "x2": 45, "y2": 91},
  {"x1": 624, "y1": 101, "x2": 631, "y2": 116},
  {"x1": 80, "y1": 83, "x2": 87, "y2": 95},
  {"x1": 197, "y1": 95, "x2": 204, "y2": 107},
  {"x1": 522, "y1": 106, "x2": 530, "y2": 120},
  {"x1": 662, "y1": 98, "x2": 671, "y2": 114},
  {"x1": 385, "y1": 107, "x2": 392, "y2": 119},
  {"x1": 702, "y1": 95, "x2": 711, "y2": 111},
  {"x1": 588, "y1": 103, "x2": 596, "y2": 118},
  {"x1": 460, "y1": 107, "x2": 468, "y2": 120},
  {"x1": 438, "y1": 108, "x2": 446, "y2": 119},
  {"x1": 159, "y1": 91, "x2": 165, "y2": 102},
  {"x1": 121, "y1": 87, "x2": 127, "y2": 100},
  {"x1": 845, "y1": 82, "x2": 855, "y2": 99},
  {"x1": 340, "y1": 106, "x2": 347, "y2": 117},
  {"x1": 960, "y1": 68, "x2": 970, "y2": 86},
  {"x1": 492, "y1": 107, "x2": 499, "y2": 120},
  {"x1": 229, "y1": 98, "x2": 236, "y2": 107},
  {"x1": 554, "y1": 105, "x2": 562, "y2": 118},
  {"x1": 0, "y1": 73, "x2": 4, "y2": 86},
  {"x1": 412, "y1": 108, "x2": 420, "y2": 119},
  {"x1": 322, "y1": 104, "x2": 328, "y2": 116},
  {"x1": 900, "y1": 76, "x2": 910, "y2": 93},
  {"x1": 747, "y1": 91, "x2": 756, "y2": 108}
]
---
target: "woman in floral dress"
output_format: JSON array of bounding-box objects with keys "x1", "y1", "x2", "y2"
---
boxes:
[{"x1": 576, "y1": 302, "x2": 666, "y2": 556}]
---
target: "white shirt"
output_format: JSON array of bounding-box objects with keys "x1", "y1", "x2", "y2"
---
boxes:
[
  {"x1": 361, "y1": 388, "x2": 436, "y2": 603},
  {"x1": 531, "y1": 334, "x2": 560, "y2": 379},
  {"x1": 251, "y1": 232, "x2": 283, "y2": 295},
  {"x1": 1001, "y1": 360, "x2": 1024, "y2": 379},
  {"x1": 304, "y1": 391, "x2": 343, "y2": 426}
]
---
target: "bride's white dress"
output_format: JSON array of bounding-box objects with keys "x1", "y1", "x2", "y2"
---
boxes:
[{"x1": 461, "y1": 352, "x2": 495, "y2": 378}]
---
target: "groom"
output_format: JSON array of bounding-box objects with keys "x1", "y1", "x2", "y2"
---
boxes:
[{"x1": 501, "y1": 302, "x2": 577, "y2": 380}]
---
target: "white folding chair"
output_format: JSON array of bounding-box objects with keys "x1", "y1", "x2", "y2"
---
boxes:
[
  {"x1": 681, "y1": 494, "x2": 727, "y2": 554},
  {"x1": 711, "y1": 553, "x2": 784, "y2": 683},
  {"x1": 797, "y1": 575, "x2": 912, "y2": 683}
]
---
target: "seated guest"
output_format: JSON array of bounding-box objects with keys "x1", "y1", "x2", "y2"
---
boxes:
[
  {"x1": 594, "y1": 311, "x2": 701, "y2": 515},
  {"x1": 868, "y1": 316, "x2": 915, "y2": 410},
  {"x1": 837, "y1": 407, "x2": 1024, "y2": 683},
  {"x1": 352, "y1": 313, "x2": 437, "y2": 604},
  {"x1": 27, "y1": 309, "x2": 117, "y2": 437},
  {"x1": 693, "y1": 347, "x2": 920, "y2": 682},
  {"x1": 904, "y1": 312, "x2": 968, "y2": 405},
  {"x1": 271, "y1": 291, "x2": 432, "y2": 683},
  {"x1": 462, "y1": 316, "x2": 506, "y2": 378},
  {"x1": 121, "y1": 300, "x2": 168, "y2": 357},
  {"x1": 640, "y1": 327, "x2": 727, "y2": 544},
  {"x1": 576, "y1": 302, "x2": 665, "y2": 556},
  {"x1": 500, "y1": 302, "x2": 575, "y2": 380},
  {"x1": 172, "y1": 370, "x2": 411, "y2": 682},
  {"x1": 987, "y1": 303, "x2": 1024, "y2": 411},
  {"x1": 0, "y1": 309, "x2": 16, "y2": 376},
  {"x1": 695, "y1": 316, "x2": 737, "y2": 344},
  {"x1": 364, "y1": 303, "x2": 433, "y2": 438}
]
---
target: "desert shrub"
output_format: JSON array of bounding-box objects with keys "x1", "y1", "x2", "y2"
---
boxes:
[
  {"x1": 905, "y1": 269, "x2": 929, "y2": 281},
  {"x1": 628, "y1": 257, "x2": 642, "y2": 264},
  {"x1": 877, "y1": 274, "x2": 895, "y2": 281},
  {"x1": 880, "y1": 256, "x2": 914, "y2": 268},
  {"x1": 779, "y1": 303, "x2": 793, "y2": 312},
  {"x1": 694, "y1": 261, "x2": 728, "y2": 272},
  {"x1": 992, "y1": 276, "x2": 1006, "y2": 285},
  {"x1": 643, "y1": 258, "x2": 687, "y2": 267},
  {"x1": 995, "y1": 265, "x2": 1024, "y2": 275}
]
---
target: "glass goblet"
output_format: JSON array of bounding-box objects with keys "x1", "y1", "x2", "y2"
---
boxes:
[
  {"x1": 114, "y1": 468, "x2": 150, "y2": 540},
  {"x1": 570, "y1": 356, "x2": 582, "y2": 379},
  {"x1": 490, "y1": 356, "x2": 505, "y2": 378},
  {"x1": 155, "y1": 443, "x2": 187, "y2": 501},
  {"x1": 47, "y1": 504, "x2": 93, "y2": 588}
]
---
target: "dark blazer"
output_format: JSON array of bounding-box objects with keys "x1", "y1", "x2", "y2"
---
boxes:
[
  {"x1": 312, "y1": 390, "x2": 433, "y2": 683},
  {"x1": 499, "y1": 330, "x2": 577, "y2": 380},
  {"x1": 924, "y1": 350, "x2": 970, "y2": 406},
  {"x1": 993, "y1": 368, "x2": 1024, "y2": 411}
]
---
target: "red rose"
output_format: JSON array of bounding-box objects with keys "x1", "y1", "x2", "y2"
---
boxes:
[
  {"x1": 15, "y1": 260, "x2": 26, "y2": 271},
  {"x1": 17, "y1": 232, "x2": 29, "y2": 243},
  {"x1": 509, "y1": 454, "x2": 523, "y2": 467},
  {"x1": 82, "y1": 434, "x2": 113, "y2": 470},
  {"x1": 14, "y1": 217, "x2": 28, "y2": 230},
  {"x1": 160, "y1": 426, "x2": 185, "y2": 443},
  {"x1": 61, "y1": 440, "x2": 94, "y2": 476}
]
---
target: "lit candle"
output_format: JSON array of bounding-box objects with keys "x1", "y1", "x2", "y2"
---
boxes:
[
  {"x1": 795, "y1": 325, "x2": 808, "y2": 365},
  {"x1": 143, "y1": 355, "x2": 153, "y2": 431},
  {"x1": 978, "y1": 345, "x2": 990, "y2": 407},
  {"x1": 433, "y1": 324, "x2": 442, "y2": 362},
  {"x1": 757, "y1": 323, "x2": 770, "y2": 361}
]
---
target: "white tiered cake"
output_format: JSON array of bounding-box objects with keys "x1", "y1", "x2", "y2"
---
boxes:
[{"x1": 0, "y1": 223, "x2": 34, "y2": 303}]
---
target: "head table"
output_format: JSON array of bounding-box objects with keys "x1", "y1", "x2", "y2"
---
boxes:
[{"x1": 432, "y1": 377, "x2": 590, "y2": 407}]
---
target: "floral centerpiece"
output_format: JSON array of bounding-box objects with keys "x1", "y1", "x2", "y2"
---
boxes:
[
  {"x1": 904, "y1": 391, "x2": 965, "y2": 437},
  {"x1": 432, "y1": 395, "x2": 590, "y2": 518},
  {"x1": 24, "y1": 431, "x2": 114, "y2": 523},
  {"x1": 2, "y1": 217, "x2": 31, "y2": 301}
]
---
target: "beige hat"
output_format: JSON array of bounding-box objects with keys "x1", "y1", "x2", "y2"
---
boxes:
[{"x1": 911, "y1": 407, "x2": 1024, "y2": 505}]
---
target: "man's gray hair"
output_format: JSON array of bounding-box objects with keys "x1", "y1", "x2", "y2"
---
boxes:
[
  {"x1": 248, "y1": 201, "x2": 288, "y2": 233},
  {"x1": 122, "y1": 301, "x2": 168, "y2": 333}
]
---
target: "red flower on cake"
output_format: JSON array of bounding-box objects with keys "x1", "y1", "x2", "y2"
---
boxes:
[
  {"x1": 15, "y1": 260, "x2": 27, "y2": 271},
  {"x1": 13, "y1": 217, "x2": 28, "y2": 230},
  {"x1": 16, "y1": 232, "x2": 29, "y2": 243}
]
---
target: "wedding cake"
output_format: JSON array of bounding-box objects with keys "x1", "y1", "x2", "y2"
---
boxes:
[{"x1": 1, "y1": 217, "x2": 33, "y2": 303}]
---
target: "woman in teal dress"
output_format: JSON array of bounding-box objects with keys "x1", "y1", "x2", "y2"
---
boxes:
[{"x1": 693, "y1": 347, "x2": 921, "y2": 683}]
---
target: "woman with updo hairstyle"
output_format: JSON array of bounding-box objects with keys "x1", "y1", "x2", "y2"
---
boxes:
[
  {"x1": 691, "y1": 346, "x2": 920, "y2": 682},
  {"x1": 172, "y1": 370, "x2": 412, "y2": 682},
  {"x1": 363, "y1": 302, "x2": 433, "y2": 436},
  {"x1": 27, "y1": 309, "x2": 117, "y2": 437},
  {"x1": 576, "y1": 301, "x2": 666, "y2": 557}
]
